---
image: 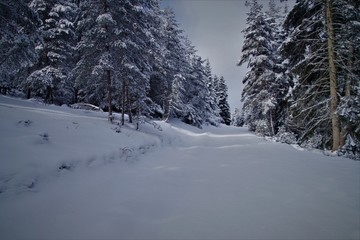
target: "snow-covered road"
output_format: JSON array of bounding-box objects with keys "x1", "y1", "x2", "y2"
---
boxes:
[
  {"x1": 109, "y1": 126, "x2": 360, "y2": 239},
  {"x1": 0, "y1": 95, "x2": 359, "y2": 239}
]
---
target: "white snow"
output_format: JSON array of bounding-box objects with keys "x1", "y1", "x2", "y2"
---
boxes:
[{"x1": 0, "y1": 95, "x2": 359, "y2": 240}]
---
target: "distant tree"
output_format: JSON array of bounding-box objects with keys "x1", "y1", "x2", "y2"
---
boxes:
[
  {"x1": 184, "y1": 56, "x2": 220, "y2": 127},
  {"x1": 215, "y1": 76, "x2": 231, "y2": 125},
  {"x1": 232, "y1": 108, "x2": 245, "y2": 127},
  {"x1": 157, "y1": 20, "x2": 221, "y2": 128},
  {"x1": 204, "y1": 59, "x2": 221, "y2": 125}
]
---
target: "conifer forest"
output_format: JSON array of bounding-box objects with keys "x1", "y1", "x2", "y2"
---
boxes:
[
  {"x1": 236, "y1": 0, "x2": 359, "y2": 159},
  {"x1": 0, "y1": 0, "x2": 359, "y2": 159}
]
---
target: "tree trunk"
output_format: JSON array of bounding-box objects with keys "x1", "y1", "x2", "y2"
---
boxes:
[
  {"x1": 27, "y1": 88, "x2": 31, "y2": 99},
  {"x1": 126, "y1": 83, "x2": 132, "y2": 123},
  {"x1": 269, "y1": 109, "x2": 275, "y2": 136},
  {"x1": 46, "y1": 86, "x2": 53, "y2": 104},
  {"x1": 326, "y1": 0, "x2": 341, "y2": 151},
  {"x1": 106, "y1": 70, "x2": 113, "y2": 122},
  {"x1": 74, "y1": 88, "x2": 78, "y2": 104},
  {"x1": 121, "y1": 81, "x2": 125, "y2": 126}
]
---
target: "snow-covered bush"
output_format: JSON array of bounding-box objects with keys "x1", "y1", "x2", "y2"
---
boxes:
[
  {"x1": 274, "y1": 126, "x2": 297, "y2": 144},
  {"x1": 339, "y1": 134, "x2": 360, "y2": 160},
  {"x1": 254, "y1": 119, "x2": 271, "y2": 136},
  {"x1": 300, "y1": 133, "x2": 324, "y2": 150},
  {"x1": 232, "y1": 108, "x2": 245, "y2": 127}
]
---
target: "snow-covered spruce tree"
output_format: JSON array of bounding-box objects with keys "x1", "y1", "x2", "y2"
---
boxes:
[
  {"x1": 152, "y1": 9, "x2": 218, "y2": 127},
  {"x1": 0, "y1": 0, "x2": 40, "y2": 93},
  {"x1": 75, "y1": 0, "x2": 122, "y2": 121},
  {"x1": 148, "y1": 7, "x2": 187, "y2": 120},
  {"x1": 204, "y1": 59, "x2": 221, "y2": 126},
  {"x1": 232, "y1": 108, "x2": 245, "y2": 127},
  {"x1": 215, "y1": 76, "x2": 231, "y2": 125},
  {"x1": 156, "y1": 16, "x2": 220, "y2": 128},
  {"x1": 183, "y1": 55, "x2": 220, "y2": 127},
  {"x1": 238, "y1": 0, "x2": 280, "y2": 136},
  {"x1": 75, "y1": 0, "x2": 160, "y2": 122},
  {"x1": 123, "y1": 0, "x2": 164, "y2": 125},
  {"x1": 333, "y1": 0, "x2": 360, "y2": 157},
  {"x1": 282, "y1": 0, "x2": 358, "y2": 152},
  {"x1": 24, "y1": 0, "x2": 78, "y2": 104},
  {"x1": 282, "y1": 0, "x2": 330, "y2": 148},
  {"x1": 267, "y1": 0, "x2": 293, "y2": 129}
]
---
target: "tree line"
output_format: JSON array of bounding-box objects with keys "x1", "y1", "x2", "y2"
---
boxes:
[
  {"x1": 236, "y1": 0, "x2": 359, "y2": 158},
  {"x1": 0, "y1": 0, "x2": 231, "y2": 127}
]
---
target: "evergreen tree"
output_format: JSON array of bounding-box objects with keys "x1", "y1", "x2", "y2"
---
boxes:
[
  {"x1": 238, "y1": 0, "x2": 279, "y2": 135},
  {"x1": 216, "y1": 76, "x2": 231, "y2": 125},
  {"x1": 150, "y1": 7, "x2": 187, "y2": 121},
  {"x1": 184, "y1": 56, "x2": 220, "y2": 127},
  {"x1": 75, "y1": 0, "x2": 160, "y2": 122},
  {"x1": 268, "y1": 0, "x2": 293, "y2": 130},
  {"x1": 282, "y1": 0, "x2": 359, "y2": 152},
  {"x1": 25, "y1": 0, "x2": 78, "y2": 104},
  {"x1": 204, "y1": 59, "x2": 221, "y2": 125},
  {"x1": 232, "y1": 108, "x2": 245, "y2": 127},
  {"x1": 282, "y1": 0, "x2": 329, "y2": 147},
  {"x1": 333, "y1": 0, "x2": 360, "y2": 156},
  {"x1": 0, "y1": 0, "x2": 40, "y2": 93}
]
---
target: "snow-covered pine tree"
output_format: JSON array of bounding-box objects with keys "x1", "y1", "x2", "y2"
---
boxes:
[
  {"x1": 75, "y1": 0, "x2": 160, "y2": 122},
  {"x1": 122, "y1": 0, "x2": 164, "y2": 125},
  {"x1": 75, "y1": 0, "x2": 123, "y2": 121},
  {"x1": 149, "y1": 7, "x2": 187, "y2": 120},
  {"x1": 204, "y1": 59, "x2": 221, "y2": 126},
  {"x1": 333, "y1": 0, "x2": 360, "y2": 157},
  {"x1": 282, "y1": 0, "x2": 358, "y2": 152},
  {"x1": 232, "y1": 108, "x2": 245, "y2": 127},
  {"x1": 267, "y1": 0, "x2": 293, "y2": 131},
  {"x1": 183, "y1": 55, "x2": 220, "y2": 127},
  {"x1": 0, "y1": 0, "x2": 40, "y2": 93},
  {"x1": 215, "y1": 76, "x2": 231, "y2": 125},
  {"x1": 238, "y1": 0, "x2": 279, "y2": 136},
  {"x1": 160, "y1": 25, "x2": 221, "y2": 127},
  {"x1": 283, "y1": 1, "x2": 328, "y2": 148},
  {"x1": 25, "y1": 0, "x2": 78, "y2": 104}
]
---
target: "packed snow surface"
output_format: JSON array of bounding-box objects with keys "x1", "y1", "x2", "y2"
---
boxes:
[{"x1": 0, "y1": 95, "x2": 359, "y2": 240}]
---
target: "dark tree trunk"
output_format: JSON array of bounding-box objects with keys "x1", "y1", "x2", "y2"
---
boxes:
[
  {"x1": 106, "y1": 69, "x2": 113, "y2": 122},
  {"x1": 326, "y1": 0, "x2": 341, "y2": 151},
  {"x1": 121, "y1": 81, "x2": 125, "y2": 125}
]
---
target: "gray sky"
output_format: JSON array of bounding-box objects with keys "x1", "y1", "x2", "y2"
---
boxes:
[{"x1": 161, "y1": 0, "x2": 294, "y2": 112}]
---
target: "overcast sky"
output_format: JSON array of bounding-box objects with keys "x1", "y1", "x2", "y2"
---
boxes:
[{"x1": 161, "y1": 0, "x2": 294, "y2": 112}]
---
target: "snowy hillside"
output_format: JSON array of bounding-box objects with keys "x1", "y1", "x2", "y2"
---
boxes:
[{"x1": 0, "y1": 95, "x2": 359, "y2": 240}]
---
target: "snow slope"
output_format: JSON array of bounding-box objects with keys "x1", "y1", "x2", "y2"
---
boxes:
[{"x1": 0, "y1": 95, "x2": 359, "y2": 240}]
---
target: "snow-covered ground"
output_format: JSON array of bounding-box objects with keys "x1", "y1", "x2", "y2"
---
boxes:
[{"x1": 0, "y1": 95, "x2": 359, "y2": 240}]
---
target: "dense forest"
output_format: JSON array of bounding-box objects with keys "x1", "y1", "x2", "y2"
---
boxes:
[
  {"x1": 235, "y1": 0, "x2": 359, "y2": 159},
  {"x1": 0, "y1": 0, "x2": 231, "y2": 128},
  {"x1": 0, "y1": 0, "x2": 359, "y2": 159}
]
